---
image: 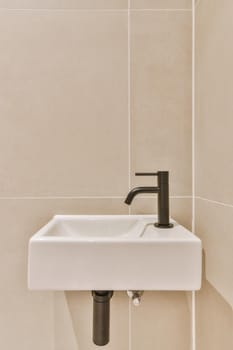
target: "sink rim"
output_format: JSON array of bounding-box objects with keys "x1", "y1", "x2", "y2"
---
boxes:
[{"x1": 30, "y1": 214, "x2": 201, "y2": 243}]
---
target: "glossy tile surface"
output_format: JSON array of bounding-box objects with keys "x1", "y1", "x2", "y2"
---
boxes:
[
  {"x1": 131, "y1": 0, "x2": 192, "y2": 9},
  {"x1": 131, "y1": 11, "x2": 192, "y2": 196},
  {"x1": 195, "y1": 198, "x2": 233, "y2": 307},
  {"x1": 196, "y1": 279, "x2": 233, "y2": 350},
  {"x1": 195, "y1": 1, "x2": 233, "y2": 348},
  {"x1": 0, "y1": 0, "x2": 128, "y2": 9},
  {"x1": 196, "y1": 0, "x2": 233, "y2": 204},
  {"x1": 131, "y1": 291, "x2": 190, "y2": 350},
  {"x1": 0, "y1": 11, "x2": 128, "y2": 196}
]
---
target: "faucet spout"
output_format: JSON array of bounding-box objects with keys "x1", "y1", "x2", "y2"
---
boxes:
[
  {"x1": 124, "y1": 171, "x2": 173, "y2": 228},
  {"x1": 124, "y1": 187, "x2": 159, "y2": 205}
]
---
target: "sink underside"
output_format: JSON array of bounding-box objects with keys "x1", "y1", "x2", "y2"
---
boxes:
[{"x1": 28, "y1": 215, "x2": 202, "y2": 291}]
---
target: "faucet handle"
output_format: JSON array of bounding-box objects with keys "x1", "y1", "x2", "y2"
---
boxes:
[{"x1": 135, "y1": 172, "x2": 159, "y2": 176}]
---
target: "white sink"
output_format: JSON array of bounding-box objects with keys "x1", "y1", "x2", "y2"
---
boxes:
[{"x1": 28, "y1": 215, "x2": 202, "y2": 291}]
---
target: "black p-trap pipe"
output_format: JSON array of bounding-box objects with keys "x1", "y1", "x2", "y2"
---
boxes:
[{"x1": 92, "y1": 291, "x2": 113, "y2": 346}]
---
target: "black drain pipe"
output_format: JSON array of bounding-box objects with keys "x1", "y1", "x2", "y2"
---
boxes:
[{"x1": 92, "y1": 291, "x2": 113, "y2": 346}]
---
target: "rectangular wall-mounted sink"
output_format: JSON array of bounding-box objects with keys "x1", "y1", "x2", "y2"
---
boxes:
[{"x1": 28, "y1": 215, "x2": 202, "y2": 291}]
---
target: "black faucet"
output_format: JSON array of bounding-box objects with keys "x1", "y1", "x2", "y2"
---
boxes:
[{"x1": 125, "y1": 171, "x2": 173, "y2": 228}]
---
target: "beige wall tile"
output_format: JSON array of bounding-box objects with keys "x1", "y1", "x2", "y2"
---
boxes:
[
  {"x1": 195, "y1": 198, "x2": 233, "y2": 307},
  {"x1": 131, "y1": 11, "x2": 192, "y2": 196},
  {"x1": 130, "y1": 197, "x2": 157, "y2": 215},
  {"x1": 0, "y1": 198, "x2": 127, "y2": 349},
  {"x1": 53, "y1": 292, "x2": 78, "y2": 350},
  {"x1": 196, "y1": 279, "x2": 233, "y2": 350},
  {"x1": 131, "y1": 0, "x2": 192, "y2": 9},
  {"x1": 196, "y1": 1, "x2": 233, "y2": 347},
  {"x1": 0, "y1": 0, "x2": 128, "y2": 9},
  {"x1": 0, "y1": 291, "x2": 53, "y2": 350},
  {"x1": 170, "y1": 197, "x2": 192, "y2": 230},
  {"x1": 196, "y1": 0, "x2": 233, "y2": 204},
  {"x1": 0, "y1": 11, "x2": 128, "y2": 196},
  {"x1": 131, "y1": 291, "x2": 190, "y2": 350},
  {"x1": 131, "y1": 197, "x2": 192, "y2": 229}
]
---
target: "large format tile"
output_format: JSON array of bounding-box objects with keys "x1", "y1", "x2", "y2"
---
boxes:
[
  {"x1": 131, "y1": 291, "x2": 190, "y2": 350},
  {"x1": 170, "y1": 197, "x2": 192, "y2": 230},
  {"x1": 0, "y1": 198, "x2": 126, "y2": 350},
  {"x1": 131, "y1": 0, "x2": 192, "y2": 9},
  {"x1": 0, "y1": 290, "x2": 53, "y2": 350},
  {"x1": 196, "y1": 0, "x2": 233, "y2": 204},
  {"x1": 195, "y1": 198, "x2": 233, "y2": 307},
  {"x1": 131, "y1": 11, "x2": 192, "y2": 196},
  {"x1": 0, "y1": 0, "x2": 128, "y2": 9},
  {"x1": 0, "y1": 11, "x2": 128, "y2": 196},
  {"x1": 196, "y1": 279, "x2": 233, "y2": 350}
]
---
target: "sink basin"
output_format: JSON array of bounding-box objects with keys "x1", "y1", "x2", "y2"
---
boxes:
[{"x1": 28, "y1": 215, "x2": 202, "y2": 291}]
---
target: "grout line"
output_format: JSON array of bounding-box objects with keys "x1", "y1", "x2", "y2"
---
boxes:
[
  {"x1": 191, "y1": 3, "x2": 196, "y2": 350},
  {"x1": 196, "y1": 196, "x2": 233, "y2": 209},
  {"x1": 0, "y1": 196, "x2": 125, "y2": 200},
  {"x1": 128, "y1": 0, "x2": 132, "y2": 218},
  {"x1": 128, "y1": 297, "x2": 132, "y2": 350},
  {"x1": 0, "y1": 195, "x2": 192, "y2": 200},
  {"x1": 0, "y1": 8, "x2": 127, "y2": 11},
  {"x1": 128, "y1": 0, "x2": 131, "y2": 193},
  {"x1": 0, "y1": 8, "x2": 192, "y2": 12},
  {"x1": 128, "y1": 2, "x2": 132, "y2": 349},
  {"x1": 131, "y1": 8, "x2": 192, "y2": 12},
  {"x1": 52, "y1": 293, "x2": 55, "y2": 350},
  {"x1": 192, "y1": 0, "x2": 196, "y2": 235},
  {"x1": 191, "y1": 291, "x2": 196, "y2": 350},
  {"x1": 170, "y1": 195, "x2": 192, "y2": 199},
  {"x1": 195, "y1": 0, "x2": 202, "y2": 8}
]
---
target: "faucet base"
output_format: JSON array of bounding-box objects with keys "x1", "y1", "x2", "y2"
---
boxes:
[{"x1": 154, "y1": 223, "x2": 174, "y2": 229}]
